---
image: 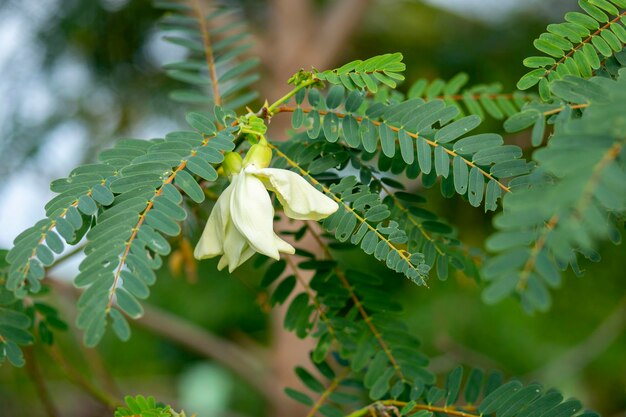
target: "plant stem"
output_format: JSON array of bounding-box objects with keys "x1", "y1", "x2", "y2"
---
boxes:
[
  {"x1": 267, "y1": 78, "x2": 318, "y2": 115},
  {"x1": 345, "y1": 400, "x2": 479, "y2": 417}
]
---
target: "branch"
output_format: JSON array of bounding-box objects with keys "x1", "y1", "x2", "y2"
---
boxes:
[
  {"x1": 47, "y1": 277, "x2": 279, "y2": 403},
  {"x1": 311, "y1": 0, "x2": 371, "y2": 70},
  {"x1": 305, "y1": 221, "x2": 407, "y2": 383},
  {"x1": 306, "y1": 367, "x2": 350, "y2": 417},
  {"x1": 24, "y1": 347, "x2": 61, "y2": 417},
  {"x1": 45, "y1": 344, "x2": 120, "y2": 409},
  {"x1": 285, "y1": 254, "x2": 337, "y2": 340},
  {"x1": 190, "y1": 0, "x2": 222, "y2": 105},
  {"x1": 346, "y1": 400, "x2": 478, "y2": 417},
  {"x1": 134, "y1": 302, "x2": 276, "y2": 399},
  {"x1": 274, "y1": 106, "x2": 511, "y2": 193},
  {"x1": 527, "y1": 296, "x2": 626, "y2": 381}
]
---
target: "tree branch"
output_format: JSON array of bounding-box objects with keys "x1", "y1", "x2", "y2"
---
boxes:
[
  {"x1": 134, "y1": 302, "x2": 277, "y2": 400},
  {"x1": 311, "y1": 0, "x2": 371, "y2": 70},
  {"x1": 47, "y1": 277, "x2": 278, "y2": 402},
  {"x1": 527, "y1": 296, "x2": 626, "y2": 382},
  {"x1": 24, "y1": 347, "x2": 61, "y2": 417}
]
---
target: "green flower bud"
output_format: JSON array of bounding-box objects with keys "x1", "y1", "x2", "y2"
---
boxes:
[
  {"x1": 222, "y1": 152, "x2": 243, "y2": 177},
  {"x1": 243, "y1": 143, "x2": 272, "y2": 168}
]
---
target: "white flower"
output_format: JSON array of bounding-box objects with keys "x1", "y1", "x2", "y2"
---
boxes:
[{"x1": 194, "y1": 150, "x2": 338, "y2": 272}]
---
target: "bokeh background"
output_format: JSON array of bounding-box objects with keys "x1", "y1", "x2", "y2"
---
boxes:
[{"x1": 0, "y1": 0, "x2": 625, "y2": 416}]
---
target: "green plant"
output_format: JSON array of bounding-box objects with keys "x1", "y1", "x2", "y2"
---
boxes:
[{"x1": 2, "y1": 0, "x2": 625, "y2": 416}]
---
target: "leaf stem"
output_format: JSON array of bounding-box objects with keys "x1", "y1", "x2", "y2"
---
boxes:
[
  {"x1": 345, "y1": 400, "x2": 479, "y2": 417},
  {"x1": 274, "y1": 106, "x2": 511, "y2": 193},
  {"x1": 190, "y1": 0, "x2": 221, "y2": 106},
  {"x1": 267, "y1": 78, "x2": 318, "y2": 115}
]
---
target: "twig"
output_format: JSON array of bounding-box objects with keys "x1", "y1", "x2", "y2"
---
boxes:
[
  {"x1": 527, "y1": 296, "x2": 626, "y2": 381},
  {"x1": 311, "y1": 0, "x2": 371, "y2": 70},
  {"x1": 306, "y1": 367, "x2": 349, "y2": 417},
  {"x1": 24, "y1": 347, "x2": 61, "y2": 417},
  {"x1": 47, "y1": 277, "x2": 278, "y2": 404},
  {"x1": 134, "y1": 302, "x2": 277, "y2": 401},
  {"x1": 346, "y1": 400, "x2": 478, "y2": 417},
  {"x1": 305, "y1": 221, "x2": 407, "y2": 383},
  {"x1": 49, "y1": 243, "x2": 86, "y2": 269},
  {"x1": 285, "y1": 254, "x2": 337, "y2": 339},
  {"x1": 46, "y1": 344, "x2": 120, "y2": 409},
  {"x1": 274, "y1": 106, "x2": 511, "y2": 193},
  {"x1": 190, "y1": 0, "x2": 222, "y2": 105}
]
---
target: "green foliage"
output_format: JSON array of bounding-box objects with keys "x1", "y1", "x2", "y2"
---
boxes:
[
  {"x1": 284, "y1": 365, "x2": 599, "y2": 417},
  {"x1": 407, "y1": 73, "x2": 532, "y2": 122},
  {"x1": 157, "y1": 0, "x2": 260, "y2": 109},
  {"x1": 0, "y1": 251, "x2": 32, "y2": 367},
  {"x1": 518, "y1": 0, "x2": 626, "y2": 99},
  {"x1": 7, "y1": 108, "x2": 236, "y2": 346},
  {"x1": 115, "y1": 395, "x2": 187, "y2": 417},
  {"x1": 288, "y1": 81, "x2": 529, "y2": 212},
  {"x1": 0, "y1": 250, "x2": 66, "y2": 367},
  {"x1": 484, "y1": 72, "x2": 626, "y2": 312},
  {"x1": 260, "y1": 247, "x2": 433, "y2": 401},
  {"x1": 316, "y1": 53, "x2": 406, "y2": 93},
  {"x1": 3, "y1": 0, "x2": 625, "y2": 415}
]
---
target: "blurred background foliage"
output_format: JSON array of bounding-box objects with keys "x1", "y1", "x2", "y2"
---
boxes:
[{"x1": 0, "y1": 0, "x2": 624, "y2": 416}]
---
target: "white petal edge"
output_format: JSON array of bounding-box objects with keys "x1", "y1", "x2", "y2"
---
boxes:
[
  {"x1": 249, "y1": 166, "x2": 339, "y2": 221},
  {"x1": 274, "y1": 233, "x2": 295, "y2": 255},
  {"x1": 193, "y1": 182, "x2": 234, "y2": 260},
  {"x1": 230, "y1": 170, "x2": 280, "y2": 260}
]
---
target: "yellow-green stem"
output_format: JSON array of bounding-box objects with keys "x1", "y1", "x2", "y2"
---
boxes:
[{"x1": 267, "y1": 78, "x2": 318, "y2": 115}]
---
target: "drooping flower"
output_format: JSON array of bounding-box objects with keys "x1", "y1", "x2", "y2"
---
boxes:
[{"x1": 194, "y1": 143, "x2": 338, "y2": 272}]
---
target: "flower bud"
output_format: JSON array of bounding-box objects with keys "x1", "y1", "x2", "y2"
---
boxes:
[
  {"x1": 222, "y1": 152, "x2": 243, "y2": 177},
  {"x1": 243, "y1": 143, "x2": 272, "y2": 168}
]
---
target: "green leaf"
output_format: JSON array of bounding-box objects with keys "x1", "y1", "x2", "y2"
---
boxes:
[
  {"x1": 523, "y1": 56, "x2": 556, "y2": 68},
  {"x1": 468, "y1": 167, "x2": 484, "y2": 207},
  {"x1": 417, "y1": 138, "x2": 431, "y2": 174},
  {"x1": 434, "y1": 146, "x2": 450, "y2": 178},
  {"x1": 5, "y1": 341, "x2": 25, "y2": 367},
  {"x1": 91, "y1": 184, "x2": 114, "y2": 206},
  {"x1": 115, "y1": 288, "x2": 144, "y2": 319},
  {"x1": 445, "y1": 366, "x2": 463, "y2": 405},
  {"x1": 453, "y1": 156, "x2": 468, "y2": 194},
  {"x1": 110, "y1": 308, "x2": 131, "y2": 341},
  {"x1": 435, "y1": 115, "x2": 481, "y2": 143},
  {"x1": 517, "y1": 69, "x2": 546, "y2": 90},
  {"x1": 478, "y1": 381, "x2": 523, "y2": 414},
  {"x1": 174, "y1": 170, "x2": 205, "y2": 203},
  {"x1": 482, "y1": 273, "x2": 519, "y2": 304},
  {"x1": 505, "y1": 109, "x2": 542, "y2": 133},
  {"x1": 398, "y1": 130, "x2": 415, "y2": 164},
  {"x1": 464, "y1": 368, "x2": 484, "y2": 404},
  {"x1": 186, "y1": 156, "x2": 218, "y2": 182},
  {"x1": 326, "y1": 85, "x2": 345, "y2": 109},
  {"x1": 185, "y1": 112, "x2": 217, "y2": 135},
  {"x1": 284, "y1": 388, "x2": 313, "y2": 406},
  {"x1": 77, "y1": 195, "x2": 98, "y2": 215},
  {"x1": 271, "y1": 275, "x2": 296, "y2": 306},
  {"x1": 295, "y1": 366, "x2": 325, "y2": 393}
]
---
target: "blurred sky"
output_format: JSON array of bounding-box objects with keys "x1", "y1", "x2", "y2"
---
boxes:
[{"x1": 0, "y1": 0, "x2": 551, "y2": 248}]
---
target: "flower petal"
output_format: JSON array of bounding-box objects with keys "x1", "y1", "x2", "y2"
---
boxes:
[
  {"x1": 193, "y1": 182, "x2": 234, "y2": 260},
  {"x1": 249, "y1": 167, "x2": 339, "y2": 221},
  {"x1": 233, "y1": 246, "x2": 256, "y2": 271},
  {"x1": 230, "y1": 171, "x2": 280, "y2": 260},
  {"x1": 274, "y1": 233, "x2": 295, "y2": 255},
  {"x1": 221, "y1": 219, "x2": 249, "y2": 271}
]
